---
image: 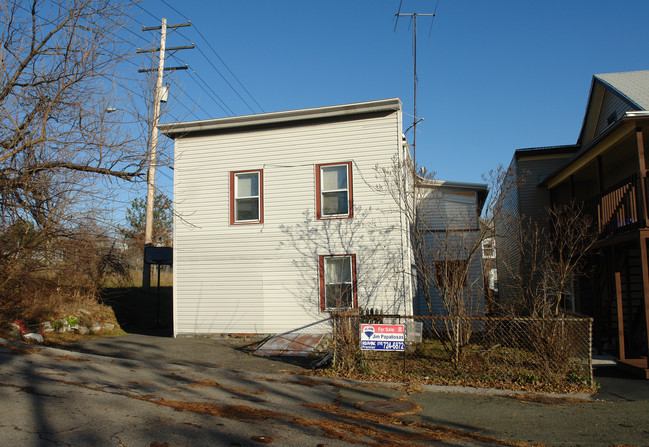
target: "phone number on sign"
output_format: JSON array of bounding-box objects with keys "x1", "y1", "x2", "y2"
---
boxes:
[{"x1": 361, "y1": 341, "x2": 404, "y2": 351}]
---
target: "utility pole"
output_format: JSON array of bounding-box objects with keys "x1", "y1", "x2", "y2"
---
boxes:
[{"x1": 138, "y1": 18, "x2": 193, "y2": 289}]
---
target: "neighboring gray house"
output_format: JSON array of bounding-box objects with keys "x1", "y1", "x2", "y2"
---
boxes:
[
  {"x1": 495, "y1": 70, "x2": 649, "y2": 377},
  {"x1": 494, "y1": 145, "x2": 578, "y2": 304}
]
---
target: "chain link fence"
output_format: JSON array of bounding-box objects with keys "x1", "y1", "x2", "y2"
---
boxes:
[{"x1": 331, "y1": 313, "x2": 593, "y2": 391}]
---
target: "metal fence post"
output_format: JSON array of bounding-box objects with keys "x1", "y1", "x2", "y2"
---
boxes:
[
  {"x1": 588, "y1": 318, "x2": 594, "y2": 388},
  {"x1": 332, "y1": 314, "x2": 337, "y2": 367},
  {"x1": 401, "y1": 315, "x2": 406, "y2": 374},
  {"x1": 455, "y1": 316, "x2": 460, "y2": 365}
]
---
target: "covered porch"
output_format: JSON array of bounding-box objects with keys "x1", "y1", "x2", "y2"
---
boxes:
[{"x1": 546, "y1": 117, "x2": 649, "y2": 378}]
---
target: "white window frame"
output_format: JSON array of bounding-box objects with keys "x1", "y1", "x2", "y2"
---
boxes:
[
  {"x1": 231, "y1": 170, "x2": 263, "y2": 224},
  {"x1": 320, "y1": 254, "x2": 357, "y2": 311},
  {"x1": 316, "y1": 162, "x2": 352, "y2": 219}
]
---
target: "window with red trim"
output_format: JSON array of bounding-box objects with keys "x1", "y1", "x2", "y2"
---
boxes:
[
  {"x1": 230, "y1": 170, "x2": 263, "y2": 225},
  {"x1": 316, "y1": 162, "x2": 352, "y2": 219},
  {"x1": 319, "y1": 254, "x2": 357, "y2": 311}
]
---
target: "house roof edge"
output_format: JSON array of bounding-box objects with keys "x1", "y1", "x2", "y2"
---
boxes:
[{"x1": 158, "y1": 98, "x2": 402, "y2": 137}]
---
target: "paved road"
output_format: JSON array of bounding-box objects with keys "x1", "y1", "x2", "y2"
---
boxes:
[{"x1": 1, "y1": 336, "x2": 649, "y2": 446}]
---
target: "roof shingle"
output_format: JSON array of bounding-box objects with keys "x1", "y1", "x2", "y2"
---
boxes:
[{"x1": 595, "y1": 70, "x2": 649, "y2": 110}]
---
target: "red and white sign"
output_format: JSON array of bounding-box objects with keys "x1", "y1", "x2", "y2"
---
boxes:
[{"x1": 360, "y1": 324, "x2": 405, "y2": 351}]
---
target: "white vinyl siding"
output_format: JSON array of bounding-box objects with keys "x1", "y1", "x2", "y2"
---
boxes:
[
  {"x1": 414, "y1": 186, "x2": 485, "y2": 317},
  {"x1": 172, "y1": 110, "x2": 411, "y2": 335}
]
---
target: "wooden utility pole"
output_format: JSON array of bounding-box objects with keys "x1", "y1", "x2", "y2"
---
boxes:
[{"x1": 138, "y1": 18, "x2": 192, "y2": 289}]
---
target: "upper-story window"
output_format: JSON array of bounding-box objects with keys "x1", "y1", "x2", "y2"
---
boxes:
[
  {"x1": 316, "y1": 162, "x2": 353, "y2": 219},
  {"x1": 230, "y1": 170, "x2": 263, "y2": 225}
]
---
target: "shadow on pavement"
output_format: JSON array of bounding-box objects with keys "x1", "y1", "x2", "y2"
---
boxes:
[{"x1": 102, "y1": 286, "x2": 173, "y2": 337}]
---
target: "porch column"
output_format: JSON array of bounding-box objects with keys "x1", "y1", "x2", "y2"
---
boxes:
[
  {"x1": 615, "y1": 271, "x2": 625, "y2": 360},
  {"x1": 636, "y1": 127, "x2": 648, "y2": 227},
  {"x1": 641, "y1": 234, "x2": 649, "y2": 361}
]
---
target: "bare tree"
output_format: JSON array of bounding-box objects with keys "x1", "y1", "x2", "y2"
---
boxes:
[
  {"x1": 503, "y1": 201, "x2": 598, "y2": 318},
  {"x1": 378, "y1": 157, "x2": 510, "y2": 363},
  {"x1": 0, "y1": 0, "x2": 152, "y2": 321}
]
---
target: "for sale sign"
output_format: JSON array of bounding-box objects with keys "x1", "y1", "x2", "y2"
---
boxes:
[{"x1": 360, "y1": 324, "x2": 405, "y2": 351}]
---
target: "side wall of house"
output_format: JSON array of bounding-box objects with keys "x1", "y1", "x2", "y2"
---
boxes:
[
  {"x1": 594, "y1": 89, "x2": 636, "y2": 138},
  {"x1": 414, "y1": 188, "x2": 484, "y2": 316},
  {"x1": 494, "y1": 159, "x2": 521, "y2": 305},
  {"x1": 172, "y1": 111, "x2": 410, "y2": 335},
  {"x1": 495, "y1": 153, "x2": 575, "y2": 304}
]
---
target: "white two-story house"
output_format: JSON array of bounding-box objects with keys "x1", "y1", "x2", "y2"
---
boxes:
[{"x1": 159, "y1": 98, "x2": 414, "y2": 336}]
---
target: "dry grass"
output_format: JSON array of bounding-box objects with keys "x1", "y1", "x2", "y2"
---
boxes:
[{"x1": 103, "y1": 268, "x2": 172, "y2": 288}]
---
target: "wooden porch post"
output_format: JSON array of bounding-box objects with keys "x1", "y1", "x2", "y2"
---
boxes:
[
  {"x1": 640, "y1": 234, "x2": 649, "y2": 362},
  {"x1": 615, "y1": 271, "x2": 626, "y2": 361},
  {"x1": 636, "y1": 127, "x2": 648, "y2": 227}
]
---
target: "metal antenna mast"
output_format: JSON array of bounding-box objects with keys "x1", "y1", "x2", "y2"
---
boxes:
[{"x1": 395, "y1": 12, "x2": 435, "y2": 168}]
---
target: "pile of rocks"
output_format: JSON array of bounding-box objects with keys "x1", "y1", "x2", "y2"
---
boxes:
[{"x1": 9, "y1": 308, "x2": 118, "y2": 343}]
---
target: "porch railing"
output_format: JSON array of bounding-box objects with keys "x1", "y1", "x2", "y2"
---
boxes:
[{"x1": 591, "y1": 172, "x2": 648, "y2": 238}]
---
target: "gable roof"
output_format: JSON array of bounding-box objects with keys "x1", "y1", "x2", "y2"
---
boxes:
[
  {"x1": 540, "y1": 70, "x2": 649, "y2": 188},
  {"x1": 595, "y1": 70, "x2": 649, "y2": 110},
  {"x1": 578, "y1": 70, "x2": 649, "y2": 146}
]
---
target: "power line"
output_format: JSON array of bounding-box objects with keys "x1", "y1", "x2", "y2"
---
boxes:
[
  {"x1": 165, "y1": 52, "x2": 236, "y2": 116},
  {"x1": 133, "y1": 2, "x2": 160, "y2": 23},
  {"x1": 194, "y1": 45, "x2": 258, "y2": 115},
  {"x1": 192, "y1": 27, "x2": 264, "y2": 113},
  {"x1": 187, "y1": 70, "x2": 235, "y2": 116},
  {"x1": 157, "y1": 0, "x2": 264, "y2": 113}
]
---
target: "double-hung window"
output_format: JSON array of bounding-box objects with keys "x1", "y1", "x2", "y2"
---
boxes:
[
  {"x1": 230, "y1": 170, "x2": 263, "y2": 224},
  {"x1": 319, "y1": 254, "x2": 357, "y2": 311},
  {"x1": 316, "y1": 162, "x2": 352, "y2": 219}
]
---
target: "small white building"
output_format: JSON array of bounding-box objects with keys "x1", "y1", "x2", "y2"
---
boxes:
[
  {"x1": 414, "y1": 179, "x2": 488, "y2": 317},
  {"x1": 159, "y1": 98, "x2": 413, "y2": 336}
]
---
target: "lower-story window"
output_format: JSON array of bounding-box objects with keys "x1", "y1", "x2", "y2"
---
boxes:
[{"x1": 319, "y1": 254, "x2": 357, "y2": 311}]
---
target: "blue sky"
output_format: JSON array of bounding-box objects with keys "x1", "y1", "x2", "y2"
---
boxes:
[{"x1": 128, "y1": 0, "x2": 649, "y2": 200}]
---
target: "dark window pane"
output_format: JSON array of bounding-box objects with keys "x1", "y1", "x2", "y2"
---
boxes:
[
  {"x1": 322, "y1": 191, "x2": 348, "y2": 215},
  {"x1": 236, "y1": 198, "x2": 259, "y2": 221},
  {"x1": 325, "y1": 283, "x2": 353, "y2": 309}
]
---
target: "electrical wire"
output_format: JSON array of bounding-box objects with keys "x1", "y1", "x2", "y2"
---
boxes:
[
  {"x1": 187, "y1": 70, "x2": 235, "y2": 116},
  {"x1": 165, "y1": 51, "x2": 236, "y2": 116},
  {"x1": 157, "y1": 0, "x2": 264, "y2": 113}
]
